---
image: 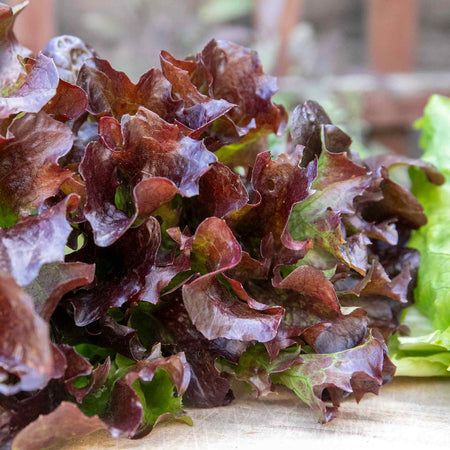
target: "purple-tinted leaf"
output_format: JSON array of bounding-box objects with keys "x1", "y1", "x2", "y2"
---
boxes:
[
  {"x1": 301, "y1": 308, "x2": 368, "y2": 353},
  {"x1": 141, "y1": 253, "x2": 191, "y2": 305},
  {"x1": 131, "y1": 295, "x2": 243, "y2": 408},
  {"x1": 57, "y1": 344, "x2": 92, "y2": 401},
  {"x1": 24, "y1": 262, "x2": 95, "y2": 321},
  {"x1": 77, "y1": 57, "x2": 181, "y2": 120},
  {"x1": 106, "y1": 377, "x2": 142, "y2": 437},
  {"x1": 364, "y1": 172, "x2": 428, "y2": 229},
  {"x1": 12, "y1": 401, "x2": 110, "y2": 450},
  {"x1": 134, "y1": 177, "x2": 179, "y2": 217},
  {"x1": 0, "y1": 53, "x2": 59, "y2": 119},
  {"x1": 0, "y1": 273, "x2": 53, "y2": 395},
  {"x1": 289, "y1": 159, "x2": 372, "y2": 274},
  {"x1": 43, "y1": 35, "x2": 96, "y2": 84},
  {"x1": 57, "y1": 345, "x2": 110, "y2": 403},
  {"x1": 0, "y1": 194, "x2": 79, "y2": 286},
  {"x1": 291, "y1": 100, "x2": 332, "y2": 166},
  {"x1": 125, "y1": 345, "x2": 190, "y2": 396},
  {"x1": 0, "y1": 111, "x2": 74, "y2": 223},
  {"x1": 190, "y1": 217, "x2": 242, "y2": 275},
  {"x1": 358, "y1": 259, "x2": 411, "y2": 303}
]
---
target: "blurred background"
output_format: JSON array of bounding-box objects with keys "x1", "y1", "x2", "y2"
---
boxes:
[{"x1": 7, "y1": 0, "x2": 450, "y2": 156}]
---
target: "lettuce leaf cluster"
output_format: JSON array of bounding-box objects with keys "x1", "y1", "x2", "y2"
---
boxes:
[{"x1": 0, "y1": 3, "x2": 444, "y2": 448}]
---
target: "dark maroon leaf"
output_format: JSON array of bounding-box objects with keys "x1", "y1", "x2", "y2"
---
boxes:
[
  {"x1": 301, "y1": 308, "x2": 368, "y2": 353},
  {"x1": 133, "y1": 295, "x2": 243, "y2": 408},
  {"x1": 43, "y1": 79, "x2": 88, "y2": 121},
  {"x1": 79, "y1": 141, "x2": 134, "y2": 247},
  {"x1": 290, "y1": 100, "x2": 332, "y2": 166},
  {"x1": 141, "y1": 253, "x2": 191, "y2": 305},
  {"x1": 0, "y1": 379, "x2": 65, "y2": 448},
  {"x1": 81, "y1": 109, "x2": 217, "y2": 246},
  {"x1": 187, "y1": 162, "x2": 249, "y2": 221},
  {"x1": 365, "y1": 153, "x2": 444, "y2": 185},
  {"x1": 271, "y1": 331, "x2": 391, "y2": 423},
  {"x1": 125, "y1": 344, "x2": 190, "y2": 397},
  {"x1": 275, "y1": 265, "x2": 341, "y2": 313},
  {"x1": 117, "y1": 107, "x2": 217, "y2": 197},
  {"x1": 68, "y1": 218, "x2": 161, "y2": 326},
  {"x1": 57, "y1": 345, "x2": 110, "y2": 403},
  {"x1": 183, "y1": 275, "x2": 284, "y2": 342},
  {"x1": 106, "y1": 377, "x2": 142, "y2": 437},
  {"x1": 0, "y1": 194, "x2": 79, "y2": 286}
]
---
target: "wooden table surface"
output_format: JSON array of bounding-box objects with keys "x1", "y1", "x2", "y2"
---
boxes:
[{"x1": 60, "y1": 377, "x2": 449, "y2": 450}]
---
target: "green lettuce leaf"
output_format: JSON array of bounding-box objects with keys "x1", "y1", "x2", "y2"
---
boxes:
[
  {"x1": 390, "y1": 95, "x2": 450, "y2": 376},
  {"x1": 389, "y1": 307, "x2": 450, "y2": 377}
]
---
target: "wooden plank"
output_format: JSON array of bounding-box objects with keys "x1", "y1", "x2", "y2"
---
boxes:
[
  {"x1": 59, "y1": 377, "x2": 449, "y2": 449},
  {"x1": 367, "y1": 0, "x2": 418, "y2": 73}
]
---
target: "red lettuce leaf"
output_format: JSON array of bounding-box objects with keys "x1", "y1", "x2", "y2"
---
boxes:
[
  {"x1": 11, "y1": 401, "x2": 109, "y2": 450},
  {"x1": 183, "y1": 217, "x2": 283, "y2": 342},
  {"x1": 186, "y1": 162, "x2": 249, "y2": 221},
  {"x1": 77, "y1": 57, "x2": 181, "y2": 121},
  {"x1": 43, "y1": 79, "x2": 88, "y2": 122},
  {"x1": 0, "y1": 112, "x2": 74, "y2": 225},
  {"x1": 0, "y1": 195, "x2": 79, "y2": 286},
  {"x1": 226, "y1": 148, "x2": 315, "y2": 266},
  {"x1": 79, "y1": 141, "x2": 134, "y2": 247},
  {"x1": 0, "y1": 273, "x2": 53, "y2": 395},
  {"x1": 197, "y1": 39, "x2": 288, "y2": 142}
]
